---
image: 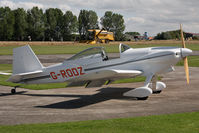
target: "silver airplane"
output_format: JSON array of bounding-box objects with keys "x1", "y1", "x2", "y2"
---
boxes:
[{"x1": 0, "y1": 25, "x2": 192, "y2": 100}]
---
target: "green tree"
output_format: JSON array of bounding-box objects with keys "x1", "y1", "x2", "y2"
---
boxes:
[
  {"x1": 13, "y1": 8, "x2": 27, "y2": 41},
  {"x1": 155, "y1": 30, "x2": 181, "y2": 40},
  {"x1": 0, "y1": 7, "x2": 15, "y2": 40},
  {"x1": 101, "y1": 11, "x2": 125, "y2": 41},
  {"x1": 45, "y1": 8, "x2": 63, "y2": 41},
  {"x1": 78, "y1": 10, "x2": 98, "y2": 40},
  {"x1": 27, "y1": 7, "x2": 45, "y2": 41},
  {"x1": 61, "y1": 11, "x2": 77, "y2": 41},
  {"x1": 100, "y1": 11, "x2": 113, "y2": 31}
]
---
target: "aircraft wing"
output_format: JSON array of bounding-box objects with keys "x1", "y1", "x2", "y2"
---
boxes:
[
  {"x1": 110, "y1": 69, "x2": 142, "y2": 77},
  {"x1": 68, "y1": 69, "x2": 142, "y2": 88},
  {"x1": 77, "y1": 69, "x2": 142, "y2": 81},
  {"x1": 7, "y1": 70, "x2": 43, "y2": 83}
]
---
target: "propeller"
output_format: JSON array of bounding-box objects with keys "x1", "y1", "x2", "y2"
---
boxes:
[{"x1": 180, "y1": 24, "x2": 190, "y2": 84}]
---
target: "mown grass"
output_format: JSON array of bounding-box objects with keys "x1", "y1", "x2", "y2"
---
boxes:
[
  {"x1": 0, "y1": 41, "x2": 199, "y2": 55},
  {"x1": 113, "y1": 76, "x2": 146, "y2": 84},
  {"x1": 176, "y1": 56, "x2": 199, "y2": 67},
  {"x1": 0, "y1": 112, "x2": 199, "y2": 133}
]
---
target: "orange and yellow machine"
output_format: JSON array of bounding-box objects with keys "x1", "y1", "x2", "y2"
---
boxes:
[{"x1": 86, "y1": 29, "x2": 114, "y2": 44}]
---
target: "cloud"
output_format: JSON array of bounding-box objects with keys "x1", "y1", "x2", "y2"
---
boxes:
[
  {"x1": 0, "y1": 0, "x2": 15, "y2": 9},
  {"x1": 0, "y1": 0, "x2": 199, "y2": 35},
  {"x1": 18, "y1": 2, "x2": 44, "y2": 9},
  {"x1": 0, "y1": 0, "x2": 44, "y2": 10},
  {"x1": 127, "y1": 17, "x2": 145, "y2": 24}
]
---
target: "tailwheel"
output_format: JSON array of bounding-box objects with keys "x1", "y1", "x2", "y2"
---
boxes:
[
  {"x1": 137, "y1": 96, "x2": 148, "y2": 100},
  {"x1": 11, "y1": 86, "x2": 19, "y2": 94},
  {"x1": 11, "y1": 88, "x2": 16, "y2": 94}
]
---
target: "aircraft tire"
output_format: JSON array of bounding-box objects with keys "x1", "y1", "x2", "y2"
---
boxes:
[
  {"x1": 11, "y1": 89, "x2": 16, "y2": 94},
  {"x1": 153, "y1": 90, "x2": 162, "y2": 94},
  {"x1": 137, "y1": 96, "x2": 148, "y2": 100}
]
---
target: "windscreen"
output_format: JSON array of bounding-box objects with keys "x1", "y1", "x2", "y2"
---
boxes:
[
  {"x1": 121, "y1": 44, "x2": 131, "y2": 53},
  {"x1": 67, "y1": 47, "x2": 106, "y2": 61}
]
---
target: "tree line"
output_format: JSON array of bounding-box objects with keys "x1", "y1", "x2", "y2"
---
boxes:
[
  {"x1": 0, "y1": 7, "x2": 125, "y2": 41},
  {"x1": 154, "y1": 30, "x2": 182, "y2": 40},
  {"x1": 154, "y1": 30, "x2": 199, "y2": 40}
]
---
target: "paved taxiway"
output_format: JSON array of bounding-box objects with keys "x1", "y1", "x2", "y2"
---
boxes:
[{"x1": 0, "y1": 66, "x2": 199, "y2": 125}]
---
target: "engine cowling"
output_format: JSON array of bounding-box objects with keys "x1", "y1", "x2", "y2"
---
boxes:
[{"x1": 123, "y1": 87, "x2": 152, "y2": 98}]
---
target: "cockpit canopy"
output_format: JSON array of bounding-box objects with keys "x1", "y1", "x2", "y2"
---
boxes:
[
  {"x1": 120, "y1": 44, "x2": 131, "y2": 53},
  {"x1": 67, "y1": 47, "x2": 108, "y2": 61}
]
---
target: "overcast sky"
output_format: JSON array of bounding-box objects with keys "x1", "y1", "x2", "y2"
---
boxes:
[{"x1": 0, "y1": 0, "x2": 199, "y2": 36}]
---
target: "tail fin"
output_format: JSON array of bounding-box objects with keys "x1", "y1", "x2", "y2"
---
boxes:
[{"x1": 13, "y1": 45, "x2": 43, "y2": 75}]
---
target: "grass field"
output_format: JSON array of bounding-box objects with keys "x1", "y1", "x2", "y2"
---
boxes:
[
  {"x1": 176, "y1": 56, "x2": 199, "y2": 67},
  {"x1": 0, "y1": 40, "x2": 199, "y2": 55},
  {"x1": 0, "y1": 112, "x2": 199, "y2": 133}
]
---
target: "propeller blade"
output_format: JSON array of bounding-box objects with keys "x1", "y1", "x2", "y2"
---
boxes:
[
  {"x1": 184, "y1": 57, "x2": 190, "y2": 84},
  {"x1": 180, "y1": 24, "x2": 190, "y2": 84},
  {"x1": 180, "y1": 24, "x2": 186, "y2": 48}
]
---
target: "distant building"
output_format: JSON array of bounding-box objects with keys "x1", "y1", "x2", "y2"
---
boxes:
[{"x1": 125, "y1": 32, "x2": 154, "y2": 41}]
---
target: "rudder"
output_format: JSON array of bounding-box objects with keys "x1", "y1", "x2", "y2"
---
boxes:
[{"x1": 13, "y1": 45, "x2": 43, "y2": 74}]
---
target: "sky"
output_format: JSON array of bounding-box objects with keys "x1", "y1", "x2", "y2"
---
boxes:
[{"x1": 0, "y1": 0, "x2": 199, "y2": 36}]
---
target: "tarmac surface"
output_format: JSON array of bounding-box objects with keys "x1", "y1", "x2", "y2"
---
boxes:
[
  {"x1": 0, "y1": 66, "x2": 199, "y2": 125},
  {"x1": 0, "y1": 51, "x2": 199, "y2": 125}
]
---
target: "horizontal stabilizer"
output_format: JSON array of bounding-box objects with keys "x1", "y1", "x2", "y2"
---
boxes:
[
  {"x1": 0, "y1": 71, "x2": 12, "y2": 75},
  {"x1": 7, "y1": 70, "x2": 43, "y2": 83}
]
